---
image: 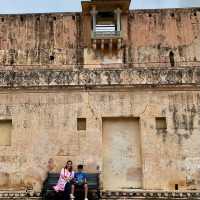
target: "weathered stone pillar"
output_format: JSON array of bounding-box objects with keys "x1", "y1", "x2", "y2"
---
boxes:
[
  {"x1": 90, "y1": 7, "x2": 97, "y2": 32},
  {"x1": 115, "y1": 8, "x2": 122, "y2": 32},
  {"x1": 117, "y1": 38, "x2": 122, "y2": 50},
  {"x1": 117, "y1": 38, "x2": 122, "y2": 58},
  {"x1": 93, "y1": 39, "x2": 97, "y2": 50},
  {"x1": 101, "y1": 39, "x2": 105, "y2": 58},
  {"x1": 101, "y1": 39, "x2": 105, "y2": 50},
  {"x1": 109, "y1": 39, "x2": 113, "y2": 55},
  {"x1": 125, "y1": 46, "x2": 129, "y2": 63}
]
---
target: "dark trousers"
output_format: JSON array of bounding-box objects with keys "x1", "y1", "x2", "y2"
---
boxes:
[
  {"x1": 64, "y1": 182, "x2": 72, "y2": 200},
  {"x1": 47, "y1": 183, "x2": 72, "y2": 200},
  {"x1": 46, "y1": 191, "x2": 64, "y2": 200}
]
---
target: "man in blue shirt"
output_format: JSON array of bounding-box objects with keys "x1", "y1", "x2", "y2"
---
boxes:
[{"x1": 70, "y1": 164, "x2": 88, "y2": 200}]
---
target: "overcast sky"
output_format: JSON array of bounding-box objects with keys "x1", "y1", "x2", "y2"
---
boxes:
[{"x1": 0, "y1": 0, "x2": 200, "y2": 14}]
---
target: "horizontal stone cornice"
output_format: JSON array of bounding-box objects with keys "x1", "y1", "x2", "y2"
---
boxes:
[{"x1": 0, "y1": 67, "x2": 199, "y2": 89}]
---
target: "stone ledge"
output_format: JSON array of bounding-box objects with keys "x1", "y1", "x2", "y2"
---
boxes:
[
  {"x1": 0, "y1": 190, "x2": 27, "y2": 199},
  {"x1": 101, "y1": 190, "x2": 200, "y2": 199},
  {"x1": 0, "y1": 67, "x2": 199, "y2": 89},
  {"x1": 0, "y1": 190, "x2": 200, "y2": 199},
  {"x1": 0, "y1": 190, "x2": 41, "y2": 199}
]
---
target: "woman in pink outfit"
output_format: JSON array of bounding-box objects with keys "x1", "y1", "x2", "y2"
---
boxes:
[{"x1": 53, "y1": 160, "x2": 75, "y2": 199}]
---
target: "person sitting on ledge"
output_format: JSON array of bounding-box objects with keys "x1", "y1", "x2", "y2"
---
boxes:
[
  {"x1": 53, "y1": 160, "x2": 75, "y2": 199},
  {"x1": 71, "y1": 164, "x2": 88, "y2": 200}
]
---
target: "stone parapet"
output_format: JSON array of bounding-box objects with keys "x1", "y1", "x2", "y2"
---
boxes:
[
  {"x1": 101, "y1": 191, "x2": 200, "y2": 200},
  {"x1": 0, "y1": 190, "x2": 27, "y2": 200},
  {"x1": 0, "y1": 67, "x2": 199, "y2": 89},
  {"x1": 0, "y1": 190, "x2": 41, "y2": 200},
  {"x1": 0, "y1": 190, "x2": 200, "y2": 200}
]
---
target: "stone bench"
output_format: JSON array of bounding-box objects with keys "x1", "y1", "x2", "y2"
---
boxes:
[{"x1": 42, "y1": 172, "x2": 100, "y2": 200}]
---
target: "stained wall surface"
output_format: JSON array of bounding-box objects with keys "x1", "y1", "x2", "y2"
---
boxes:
[
  {"x1": 102, "y1": 118, "x2": 142, "y2": 190},
  {"x1": 0, "y1": 6, "x2": 200, "y2": 193},
  {"x1": 0, "y1": 90, "x2": 200, "y2": 191},
  {"x1": 0, "y1": 8, "x2": 200, "y2": 67},
  {"x1": 0, "y1": 13, "x2": 80, "y2": 66},
  {"x1": 128, "y1": 8, "x2": 200, "y2": 66}
]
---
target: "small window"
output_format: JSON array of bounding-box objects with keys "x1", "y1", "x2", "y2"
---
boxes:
[
  {"x1": 96, "y1": 12, "x2": 116, "y2": 32},
  {"x1": 72, "y1": 15, "x2": 76, "y2": 20},
  {"x1": 175, "y1": 184, "x2": 179, "y2": 190},
  {"x1": 20, "y1": 16, "x2": 24, "y2": 22},
  {"x1": 77, "y1": 118, "x2": 86, "y2": 131},
  {"x1": 169, "y1": 51, "x2": 175, "y2": 67},
  {"x1": 49, "y1": 55, "x2": 55, "y2": 61},
  {"x1": 0, "y1": 120, "x2": 12, "y2": 146},
  {"x1": 171, "y1": 13, "x2": 175, "y2": 17},
  {"x1": 156, "y1": 117, "x2": 167, "y2": 130}
]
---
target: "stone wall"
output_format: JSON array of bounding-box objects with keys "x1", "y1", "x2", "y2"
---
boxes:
[
  {"x1": 0, "y1": 67, "x2": 198, "y2": 88},
  {"x1": 128, "y1": 8, "x2": 200, "y2": 66},
  {"x1": 0, "y1": 77, "x2": 200, "y2": 191},
  {"x1": 101, "y1": 191, "x2": 200, "y2": 200},
  {"x1": 1, "y1": 8, "x2": 200, "y2": 67},
  {"x1": 0, "y1": 6, "x2": 200, "y2": 195},
  {"x1": 0, "y1": 13, "x2": 81, "y2": 66},
  {"x1": 0, "y1": 190, "x2": 200, "y2": 199}
]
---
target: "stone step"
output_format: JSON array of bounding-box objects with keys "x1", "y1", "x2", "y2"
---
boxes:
[
  {"x1": 101, "y1": 191, "x2": 200, "y2": 199},
  {"x1": 0, "y1": 190, "x2": 27, "y2": 199},
  {"x1": 0, "y1": 190, "x2": 200, "y2": 199},
  {"x1": 0, "y1": 190, "x2": 41, "y2": 199}
]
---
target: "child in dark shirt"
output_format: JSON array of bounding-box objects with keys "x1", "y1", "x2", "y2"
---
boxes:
[{"x1": 70, "y1": 164, "x2": 88, "y2": 200}]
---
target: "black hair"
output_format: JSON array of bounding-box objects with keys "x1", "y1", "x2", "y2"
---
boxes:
[
  {"x1": 67, "y1": 160, "x2": 73, "y2": 164},
  {"x1": 65, "y1": 160, "x2": 73, "y2": 169},
  {"x1": 77, "y1": 164, "x2": 83, "y2": 169}
]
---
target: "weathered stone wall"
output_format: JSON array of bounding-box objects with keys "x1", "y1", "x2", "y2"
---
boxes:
[
  {"x1": 0, "y1": 86, "x2": 200, "y2": 191},
  {"x1": 0, "y1": 13, "x2": 81, "y2": 66},
  {"x1": 1, "y1": 8, "x2": 200, "y2": 67},
  {"x1": 128, "y1": 8, "x2": 200, "y2": 66},
  {"x1": 0, "y1": 6, "x2": 200, "y2": 195},
  {"x1": 0, "y1": 190, "x2": 200, "y2": 199},
  {"x1": 0, "y1": 67, "x2": 198, "y2": 88}
]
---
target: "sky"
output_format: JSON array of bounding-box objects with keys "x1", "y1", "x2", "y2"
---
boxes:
[{"x1": 0, "y1": 0, "x2": 200, "y2": 14}]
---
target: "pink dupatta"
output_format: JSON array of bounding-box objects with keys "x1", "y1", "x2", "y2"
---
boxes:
[{"x1": 53, "y1": 168, "x2": 74, "y2": 192}]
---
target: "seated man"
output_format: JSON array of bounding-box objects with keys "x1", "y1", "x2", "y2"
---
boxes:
[{"x1": 71, "y1": 164, "x2": 88, "y2": 200}]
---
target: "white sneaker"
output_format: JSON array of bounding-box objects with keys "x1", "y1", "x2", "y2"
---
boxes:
[
  {"x1": 70, "y1": 194, "x2": 75, "y2": 199},
  {"x1": 84, "y1": 198, "x2": 88, "y2": 200}
]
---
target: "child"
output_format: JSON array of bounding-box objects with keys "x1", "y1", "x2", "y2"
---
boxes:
[{"x1": 71, "y1": 164, "x2": 88, "y2": 200}]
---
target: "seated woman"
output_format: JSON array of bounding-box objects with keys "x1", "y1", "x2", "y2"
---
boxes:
[
  {"x1": 53, "y1": 160, "x2": 75, "y2": 199},
  {"x1": 71, "y1": 164, "x2": 88, "y2": 200}
]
